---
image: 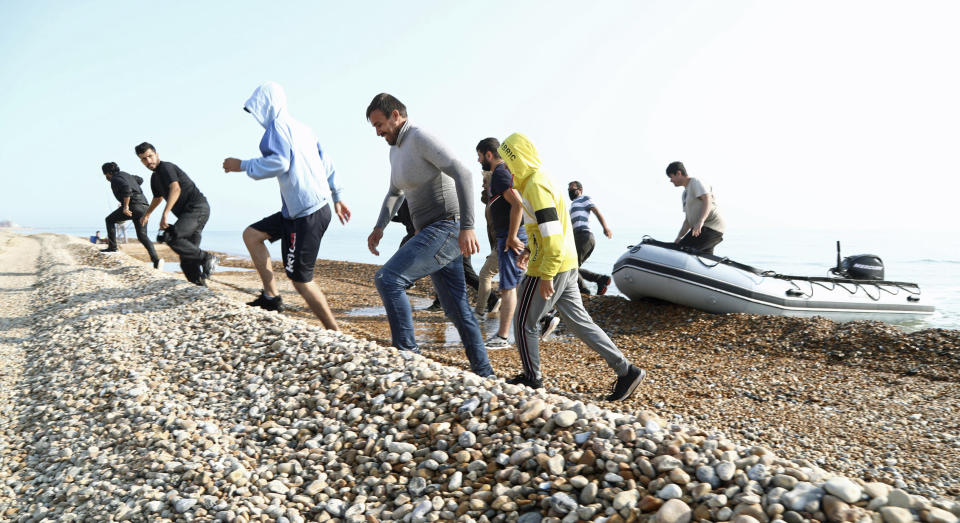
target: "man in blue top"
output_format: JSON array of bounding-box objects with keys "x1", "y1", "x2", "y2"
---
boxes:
[
  {"x1": 476, "y1": 138, "x2": 526, "y2": 348},
  {"x1": 223, "y1": 82, "x2": 351, "y2": 331}
]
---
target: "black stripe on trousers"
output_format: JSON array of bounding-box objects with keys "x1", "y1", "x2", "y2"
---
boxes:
[{"x1": 515, "y1": 274, "x2": 540, "y2": 378}]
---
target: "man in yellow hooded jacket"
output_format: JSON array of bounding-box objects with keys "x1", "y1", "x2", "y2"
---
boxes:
[{"x1": 500, "y1": 133, "x2": 646, "y2": 401}]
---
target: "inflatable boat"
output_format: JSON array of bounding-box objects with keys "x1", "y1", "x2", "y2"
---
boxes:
[{"x1": 612, "y1": 238, "x2": 934, "y2": 322}]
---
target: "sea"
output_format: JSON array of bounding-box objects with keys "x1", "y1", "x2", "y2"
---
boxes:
[{"x1": 16, "y1": 225, "x2": 960, "y2": 332}]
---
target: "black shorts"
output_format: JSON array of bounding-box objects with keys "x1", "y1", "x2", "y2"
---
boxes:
[{"x1": 249, "y1": 205, "x2": 331, "y2": 282}]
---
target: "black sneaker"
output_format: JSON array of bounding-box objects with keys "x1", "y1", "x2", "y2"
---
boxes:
[
  {"x1": 425, "y1": 299, "x2": 443, "y2": 311},
  {"x1": 247, "y1": 293, "x2": 284, "y2": 312},
  {"x1": 539, "y1": 314, "x2": 560, "y2": 340},
  {"x1": 606, "y1": 365, "x2": 646, "y2": 401},
  {"x1": 100, "y1": 247, "x2": 118, "y2": 253},
  {"x1": 597, "y1": 275, "x2": 612, "y2": 296},
  {"x1": 506, "y1": 373, "x2": 543, "y2": 389},
  {"x1": 202, "y1": 253, "x2": 218, "y2": 279}
]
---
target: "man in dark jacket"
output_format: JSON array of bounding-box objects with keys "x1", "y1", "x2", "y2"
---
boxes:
[{"x1": 101, "y1": 162, "x2": 163, "y2": 269}]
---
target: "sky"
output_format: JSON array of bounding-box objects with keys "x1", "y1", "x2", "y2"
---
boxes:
[{"x1": 2, "y1": 0, "x2": 958, "y2": 237}]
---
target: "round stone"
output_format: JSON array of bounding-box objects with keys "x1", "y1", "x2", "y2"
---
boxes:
[
  {"x1": 656, "y1": 499, "x2": 692, "y2": 523},
  {"x1": 658, "y1": 484, "x2": 684, "y2": 500},
  {"x1": 553, "y1": 410, "x2": 577, "y2": 428}
]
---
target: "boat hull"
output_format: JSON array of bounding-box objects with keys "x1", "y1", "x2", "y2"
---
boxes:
[{"x1": 612, "y1": 242, "x2": 935, "y2": 322}]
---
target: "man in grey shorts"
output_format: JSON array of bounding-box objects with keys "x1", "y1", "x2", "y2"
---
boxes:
[{"x1": 365, "y1": 93, "x2": 494, "y2": 378}]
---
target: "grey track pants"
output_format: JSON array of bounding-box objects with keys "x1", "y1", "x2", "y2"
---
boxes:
[{"x1": 513, "y1": 268, "x2": 629, "y2": 381}]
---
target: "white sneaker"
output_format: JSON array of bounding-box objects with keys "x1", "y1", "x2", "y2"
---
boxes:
[
  {"x1": 485, "y1": 335, "x2": 511, "y2": 349},
  {"x1": 540, "y1": 315, "x2": 560, "y2": 340}
]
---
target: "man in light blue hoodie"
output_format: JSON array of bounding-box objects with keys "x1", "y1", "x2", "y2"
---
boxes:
[{"x1": 223, "y1": 82, "x2": 350, "y2": 331}]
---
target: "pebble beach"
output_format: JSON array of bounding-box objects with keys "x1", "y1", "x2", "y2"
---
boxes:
[{"x1": 0, "y1": 231, "x2": 958, "y2": 522}]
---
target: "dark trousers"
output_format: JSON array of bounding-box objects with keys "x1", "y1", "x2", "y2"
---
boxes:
[
  {"x1": 166, "y1": 199, "x2": 210, "y2": 283},
  {"x1": 677, "y1": 226, "x2": 723, "y2": 254},
  {"x1": 574, "y1": 228, "x2": 605, "y2": 291},
  {"x1": 105, "y1": 204, "x2": 159, "y2": 263}
]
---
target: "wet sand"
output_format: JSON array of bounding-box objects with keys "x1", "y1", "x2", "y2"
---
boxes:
[{"x1": 122, "y1": 242, "x2": 960, "y2": 499}]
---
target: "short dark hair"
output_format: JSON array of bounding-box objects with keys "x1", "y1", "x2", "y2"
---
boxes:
[
  {"x1": 665, "y1": 161, "x2": 687, "y2": 177},
  {"x1": 135, "y1": 142, "x2": 155, "y2": 156},
  {"x1": 101, "y1": 162, "x2": 119, "y2": 175},
  {"x1": 366, "y1": 93, "x2": 407, "y2": 120},
  {"x1": 476, "y1": 137, "x2": 501, "y2": 158},
  {"x1": 569, "y1": 181, "x2": 583, "y2": 190}
]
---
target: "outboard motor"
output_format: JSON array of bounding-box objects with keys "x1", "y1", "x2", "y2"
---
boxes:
[
  {"x1": 830, "y1": 241, "x2": 885, "y2": 280},
  {"x1": 840, "y1": 254, "x2": 884, "y2": 280}
]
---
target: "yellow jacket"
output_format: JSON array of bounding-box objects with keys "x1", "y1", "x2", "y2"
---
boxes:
[{"x1": 499, "y1": 133, "x2": 578, "y2": 280}]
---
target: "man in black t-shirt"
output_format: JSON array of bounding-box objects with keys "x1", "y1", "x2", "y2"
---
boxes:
[
  {"x1": 136, "y1": 142, "x2": 217, "y2": 286},
  {"x1": 100, "y1": 162, "x2": 163, "y2": 269}
]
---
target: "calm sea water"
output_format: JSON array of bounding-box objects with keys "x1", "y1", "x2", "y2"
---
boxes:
[{"x1": 19, "y1": 225, "x2": 960, "y2": 331}]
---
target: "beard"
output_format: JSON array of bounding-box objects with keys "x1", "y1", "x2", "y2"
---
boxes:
[{"x1": 480, "y1": 159, "x2": 492, "y2": 171}]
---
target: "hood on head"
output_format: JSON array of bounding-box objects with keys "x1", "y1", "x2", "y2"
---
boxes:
[
  {"x1": 499, "y1": 133, "x2": 541, "y2": 185},
  {"x1": 244, "y1": 81, "x2": 287, "y2": 128}
]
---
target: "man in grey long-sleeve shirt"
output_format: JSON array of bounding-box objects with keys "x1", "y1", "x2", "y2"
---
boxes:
[{"x1": 365, "y1": 93, "x2": 493, "y2": 378}]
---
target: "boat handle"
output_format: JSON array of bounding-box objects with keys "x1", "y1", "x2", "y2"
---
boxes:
[
  {"x1": 785, "y1": 289, "x2": 804, "y2": 297},
  {"x1": 907, "y1": 296, "x2": 920, "y2": 302}
]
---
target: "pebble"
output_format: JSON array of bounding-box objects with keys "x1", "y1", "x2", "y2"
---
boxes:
[
  {"x1": 880, "y1": 506, "x2": 915, "y2": 523},
  {"x1": 175, "y1": 498, "x2": 198, "y2": 513},
  {"x1": 716, "y1": 461, "x2": 736, "y2": 481},
  {"x1": 266, "y1": 480, "x2": 288, "y2": 494},
  {"x1": 782, "y1": 482, "x2": 824, "y2": 512},
  {"x1": 408, "y1": 476, "x2": 427, "y2": 497},
  {"x1": 553, "y1": 410, "x2": 577, "y2": 428},
  {"x1": 613, "y1": 489, "x2": 640, "y2": 510},
  {"x1": 926, "y1": 508, "x2": 959, "y2": 523},
  {"x1": 888, "y1": 489, "x2": 917, "y2": 509},
  {"x1": 824, "y1": 476, "x2": 863, "y2": 503},
  {"x1": 0, "y1": 233, "x2": 956, "y2": 523},
  {"x1": 697, "y1": 465, "x2": 720, "y2": 487},
  {"x1": 458, "y1": 431, "x2": 477, "y2": 447},
  {"x1": 447, "y1": 471, "x2": 462, "y2": 491},
  {"x1": 653, "y1": 455, "x2": 683, "y2": 472},
  {"x1": 657, "y1": 499, "x2": 693, "y2": 523},
  {"x1": 580, "y1": 482, "x2": 598, "y2": 504},
  {"x1": 569, "y1": 475, "x2": 588, "y2": 489},
  {"x1": 411, "y1": 500, "x2": 431, "y2": 519},
  {"x1": 549, "y1": 492, "x2": 578, "y2": 514},
  {"x1": 325, "y1": 499, "x2": 345, "y2": 517},
  {"x1": 518, "y1": 399, "x2": 546, "y2": 422},
  {"x1": 658, "y1": 484, "x2": 684, "y2": 500}
]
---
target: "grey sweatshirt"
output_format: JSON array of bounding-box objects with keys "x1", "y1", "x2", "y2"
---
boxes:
[{"x1": 375, "y1": 121, "x2": 475, "y2": 232}]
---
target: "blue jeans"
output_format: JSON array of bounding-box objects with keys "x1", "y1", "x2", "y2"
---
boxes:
[{"x1": 374, "y1": 220, "x2": 493, "y2": 377}]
